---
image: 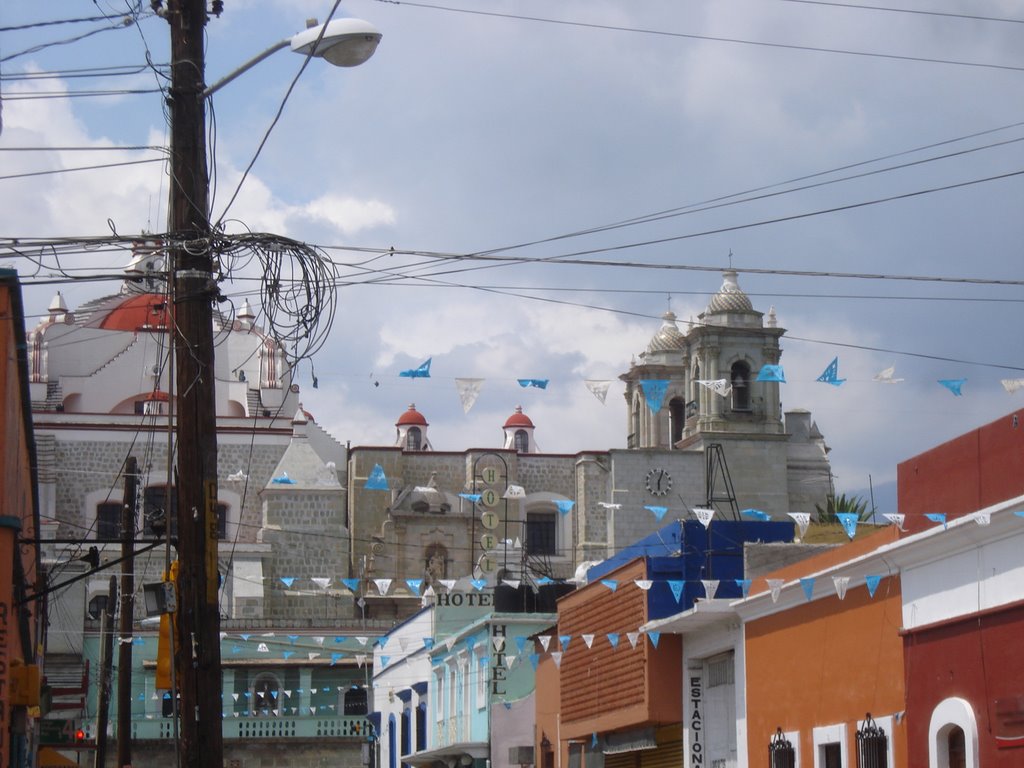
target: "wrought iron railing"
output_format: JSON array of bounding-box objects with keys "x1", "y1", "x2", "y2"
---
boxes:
[
  {"x1": 856, "y1": 713, "x2": 888, "y2": 768},
  {"x1": 768, "y1": 728, "x2": 796, "y2": 768}
]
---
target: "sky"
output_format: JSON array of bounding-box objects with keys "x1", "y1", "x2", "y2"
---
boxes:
[{"x1": 2, "y1": 0, "x2": 1023, "y2": 509}]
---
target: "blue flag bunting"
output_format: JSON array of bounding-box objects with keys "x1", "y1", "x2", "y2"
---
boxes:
[
  {"x1": 280, "y1": 577, "x2": 295, "y2": 588},
  {"x1": 816, "y1": 357, "x2": 846, "y2": 387},
  {"x1": 800, "y1": 577, "x2": 815, "y2": 602},
  {"x1": 865, "y1": 574, "x2": 882, "y2": 598},
  {"x1": 668, "y1": 580, "x2": 684, "y2": 603},
  {"x1": 756, "y1": 364, "x2": 786, "y2": 382},
  {"x1": 517, "y1": 378, "x2": 549, "y2": 389},
  {"x1": 925, "y1": 512, "x2": 947, "y2": 530},
  {"x1": 648, "y1": 631, "x2": 660, "y2": 649},
  {"x1": 341, "y1": 578, "x2": 361, "y2": 593},
  {"x1": 406, "y1": 579, "x2": 423, "y2": 596},
  {"x1": 601, "y1": 579, "x2": 618, "y2": 592},
  {"x1": 607, "y1": 633, "x2": 620, "y2": 648},
  {"x1": 556, "y1": 499, "x2": 575, "y2": 516},
  {"x1": 365, "y1": 464, "x2": 389, "y2": 490},
  {"x1": 458, "y1": 493, "x2": 482, "y2": 502},
  {"x1": 938, "y1": 378, "x2": 966, "y2": 396},
  {"x1": 559, "y1": 635, "x2": 572, "y2": 652},
  {"x1": 645, "y1": 505, "x2": 668, "y2": 521},
  {"x1": 836, "y1": 513, "x2": 858, "y2": 540},
  {"x1": 399, "y1": 358, "x2": 432, "y2": 378},
  {"x1": 640, "y1": 379, "x2": 670, "y2": 413},
  {"x1": 735, "y1": 578, "x2": 752, "y2": 598},
  {"x1": 741, "y1": 508, "x2": 770, "y2": 521},
  {"x1": 529, "y1": 653, "x2": 539, "y2": 670}
]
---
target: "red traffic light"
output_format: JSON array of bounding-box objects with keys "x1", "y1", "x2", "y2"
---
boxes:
[{"x1": 75, "y1": 728, "x2": 86, "y2": 741}]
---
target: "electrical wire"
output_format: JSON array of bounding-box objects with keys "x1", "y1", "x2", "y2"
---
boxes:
[{"x1": 372, "y1": 0, "x2": 1024, "y2": 73}]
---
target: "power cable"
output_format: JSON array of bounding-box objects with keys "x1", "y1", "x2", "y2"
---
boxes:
[
  {"x1": 373, "y1": 0, "x2": 1024, "y2": 73},
  {"x1": 775, "y1": 0, "x2": 1024, "y2": 25}
]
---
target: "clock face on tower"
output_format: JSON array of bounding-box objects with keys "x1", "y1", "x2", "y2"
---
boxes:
[{"x1": 645, "y1": 468, "x2": 672, "y2": 496}]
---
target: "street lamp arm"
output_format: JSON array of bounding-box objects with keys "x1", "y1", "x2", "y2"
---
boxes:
[
  {"x1": 201, "y1": 17, "x2": 382, "y2": 99},
  {"x1": 202, "y1": 39, "x2": 291, "y2": 99}
]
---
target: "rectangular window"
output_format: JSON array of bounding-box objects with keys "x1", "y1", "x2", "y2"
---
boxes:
[
  {"x1": 707, "y1": 652, "x2": 734, "y2": 688},
  {"x1": 821, "y1": 743, "x2": 841, "y2": 768},
  {"x1": 526, "y1": 511, "x2": 557, "y2": 556},
  {"x1": 813, "y1": 724, "x2": 846, "y2": 768},
  {"x1": 96, "y1": 501, "x2": 122, "y2": 539}
]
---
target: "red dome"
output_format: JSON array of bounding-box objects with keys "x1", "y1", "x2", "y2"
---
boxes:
[
  {"x1": 98, "y1": 294, "x2": 170, "y2": 331},
  {"x1": 503, "y1": 406, "x2": 534, "y2": 429},
  {"x1": 396, "y1": 404, "x2": 428, "y2": 427}
]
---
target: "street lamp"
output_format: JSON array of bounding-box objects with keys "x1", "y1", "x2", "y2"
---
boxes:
[
  {"x1": 164, "y1": 5, "x2": 381, "y2": 768},
  {"x1": 203, "y1": 17, "x2": 382, "y2": 97}
]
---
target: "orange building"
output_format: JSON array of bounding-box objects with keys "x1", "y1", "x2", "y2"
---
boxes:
[
  {"x1": 738, "y1": 527, "x2": 908, "y2": 768},
  {"x1": 0, "y1": 270, "x2": 43, "y2": 768}
]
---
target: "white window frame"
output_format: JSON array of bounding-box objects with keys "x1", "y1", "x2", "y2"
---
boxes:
[
  {"x1": 812, "y1": 723, "x2": 847, "y2": 768},
  {"x1": 476, "y1": 651, "x2": 488, "y2": 710},
  {"x1": 928, "y1": 697, "x2": 979, "y2": 768}
]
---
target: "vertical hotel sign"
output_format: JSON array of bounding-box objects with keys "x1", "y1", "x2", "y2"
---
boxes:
[
  {"x1": 0, "y1": 516, "x2": 17, "y2": 768},
  {"x1": 688, "y1": 668, "x2": 703, "y2": 767}
]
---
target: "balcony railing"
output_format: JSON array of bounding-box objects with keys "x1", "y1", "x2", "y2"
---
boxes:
[{"x1": 120, "y1": 714, "x2": 370, "y2": 741}]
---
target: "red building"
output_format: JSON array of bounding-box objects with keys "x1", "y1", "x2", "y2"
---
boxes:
[
  {"x1": 0, "y1": 270, "x2": 43, "y2": 768},
  {"x1": 897, "y1": 408, "x2": 1024, "y2": 533}
]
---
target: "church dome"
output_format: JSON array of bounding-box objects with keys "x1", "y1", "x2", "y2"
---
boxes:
[
  {"x1": 646, "y1": 311, "x2": 686, "y2": 353},
  {"x1": 396, "y1": 403, "x2": 428, "y2": 427},
  {"x1": 96, "y1": 293, "x2": 170, "y2": 331},
  {"x1": 706, "y1": 270, "x2": 754, "y2": 314},
  {"x1": 503, "y1": 406, "x2": 534, "y2": 429}
]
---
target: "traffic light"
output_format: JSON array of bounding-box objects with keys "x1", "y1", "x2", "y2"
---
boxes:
[{"x1": 75, "y1": 727, "x2": 86, "y2": 742}]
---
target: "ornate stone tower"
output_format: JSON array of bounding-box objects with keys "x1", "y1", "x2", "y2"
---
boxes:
[
  {"x1": 620, "y1": 270, "x2": 786, "y2": 449},
  {"x1": 684, "y1": 269, "x2": 785, "y2": 440},
  {"x1": 620, "y1": 310, "x2": 689, "y2": 449}
]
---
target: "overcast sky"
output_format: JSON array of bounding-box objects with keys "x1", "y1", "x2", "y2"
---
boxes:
[{"x1": 2, "y1": 0, "x2": 1022, "y2": 506}]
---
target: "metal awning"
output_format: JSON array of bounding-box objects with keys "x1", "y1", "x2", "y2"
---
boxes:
[
  {"x1": 603, "y1": 727, "x2": 658, "y2": 755},
  {"x1": 404, "y1": 741, "x2": 489, "y2": 767}
]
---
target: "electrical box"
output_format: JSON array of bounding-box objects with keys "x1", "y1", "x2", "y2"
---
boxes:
[{"x1": 10, "y1": 663, "x2": 40, "y2": 706}]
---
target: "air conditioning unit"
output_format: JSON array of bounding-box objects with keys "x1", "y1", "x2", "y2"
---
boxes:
[{"x1": 509, "y1": 747, "x2": 534, "y2": 765}]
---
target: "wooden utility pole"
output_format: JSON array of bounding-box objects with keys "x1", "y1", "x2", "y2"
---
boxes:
[
  {"x1": 117, "y1": 457, "x2": 139, "y2": 767},
  {"x1": 166, "y1": 1, "x2": 223, "y2": 766},
  {"x1": 95, "y1": 575, "x2": 117, "y2": 768}
]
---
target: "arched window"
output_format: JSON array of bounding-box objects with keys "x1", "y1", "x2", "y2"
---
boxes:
[
  {"x1": 929, "y1": 697, "x2": 978, "y2": 768},
  {"x1": 526, "y1": 510, "x2": 557, "y2": 556},
  {"x1": 669, "y1": 397, "x2": 686, "y2": 445},
  {"x1": 251, "y1": 672, "x2": 281, "y2": 716},
  {"x1": 947, "y1": 726, "x2": 966, "y2": 768},
  {"x1": 406, "y1": 426, "x2": 422, "y2": 451},
  {"x1": 629, "y1": 399, "x2": 641, "y2": 448},
  {"x1": 388, "y1": 714, "x2": 398, "y2": 768},
  {"x1": 731, "y1": 361, "x2": 751, "y2": 411},
  {"x1": 514, "y1": 429, "x2": 530, "y2": 453},
  {"x1": 692, "y1": 363, "x2": 702, "y2": 413}
]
